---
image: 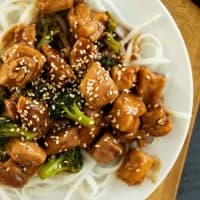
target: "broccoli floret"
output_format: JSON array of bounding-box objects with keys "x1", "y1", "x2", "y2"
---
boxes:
[
  {"x1": 106, "y1": 12, "x2": 117, "y2": 33},
  {"x1": 103, "y1": 32, "x2": 121, "y2": 53},
  {"x1": 0, "y1": 117, "x2": 37, "y2": 140},
  {"x1": 100, "y1": 55, "x2": 119, "y2": 70},
  {"x1": 36, "y1": 17, "x2": 62, "y2": 49},
  {"x1": 38, "y1": 148, "x2": 83, "y2": 179},
  {"x1": 50, "y1": 92, "x2": 95, "y2": 127}
]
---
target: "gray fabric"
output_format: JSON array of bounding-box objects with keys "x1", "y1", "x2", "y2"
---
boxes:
[{"x1": 177, "y1": 109, "x2": 200, "y2": 200}]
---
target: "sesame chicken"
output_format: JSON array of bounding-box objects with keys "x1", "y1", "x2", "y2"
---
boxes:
[
  {"x1": 141, "y1": 105, "x2": 173, "y2": 137},
  {"x1": 80, "y1": 62, "x2": 119, "y2": 110},
  {"x1": 45, "y1": 127, "x2": 80, "y2": 155},
  {"x1": 13, "y1": 24, "x2": 36, "y2": 47},
  {"x1": 0, "y1": 159, "x2": 27, "y2": 187},
  {"x1": 0, "y1": 43, "x2": 46, "y2": 88},
  {"x1": 3, "y1": 95, "x2": 19, "y2": 121},
  {"x1": 5, "y1": 139, "x2": 47, "y2": 166},
  {"x1": 109, "y1": 93, "x2": 146, "y2": 133},
  {"x1": 70, "y1": 37, "x2": 98, "y2": 73},
  {"x1": 68, "y1": 3, "x2": 108, "y2": 41},
  {"x1": 137, "y1": 67, "x2": 166, "y2": 105},
  {"x1": 118, "y1": 149, "x2": 154, "y2": 185},
  {"x1": 117, "y1": 118, "x2": 141, "y2": 143},
  {"x1": 41, "y1": 44, "x2": 76, "y2": 87},
  {"x1": 79, "y1": 107, "x2": 102, "y2": 148},
  {"x1": 111, "y1": 66, "x2": 139, "y2": 91},
  {"x1": 17, "y1": 96, "x2": 53, "y2": 136},
  {"x1": 91, "y1": 132, "x2": 124, "y2": 164},
  {"x1": 37, "y1": 0, "x2": 74, "y2": 14}
]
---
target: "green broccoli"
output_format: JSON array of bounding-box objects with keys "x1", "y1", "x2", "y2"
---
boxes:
[
  {"x1": 36, "y1": 17, "x2": 62, "y2": 49},
  {"x1": 103, "y1": 32, "x2": 121, "y2": 53},
  {"x1": 50, "y1": 92, "x2": 95, "y2": 127},
  {"x1": 106, "y1": 12, "x2": 117, "y2": 33},
  {"x1": 0, "y1": 117, "x2": 37, "y2": 140},
  {"x1": 38, "y1": 148, "x2": 83, "y2": 179},
  {"x1": 100, "y1": 55, "x2": 119, "y2": 70}
]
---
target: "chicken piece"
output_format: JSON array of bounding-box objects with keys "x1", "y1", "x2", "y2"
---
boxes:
[
  {"x1": 17, "y1": 96, "x2": 53, "y2": 136},
  {"x1": 0, "y1": 159, "x2": 27, "y2": 187},
  {"x1": 109, "y1": 93, "x2": 146, "y2": 133},
  {"x1": 13, "y1": 24, "x2": 36, "y2": 46},
  {"x1": 141, "y1": 105, "x2": 173, "y2": 137},
  {"x1": 41, "y1": 44, "x2": 76, "y2": 87},
  {"x1": 50, "y1": 119, "x2": 71, "y2": 133},
  {"x1": 1, "y1": 24, "x2": 36, "y2": 49},
  {"x1": 68, "y1": 3, "x2": 108, "y2": 41},
  {"x1": 79, "y1": 107, "x2": 102, "y2": 148},
  {"x1": 137, "y1": 67, "x2": 166, "y2": 105},
  {"x1": 5, "y1": 139, "x2": 47, "y2": 166},
  {"x1": 80, "y1": 62, "x2": 119, "y2": 110},
  {"x1": 45, "y1": 127, "x2": 80, "y2": 155},
  {"x1": 3, "y1": 95, "x2": 19, "y2": 121},
  {"x1": 91, "y1": 132, "x2": 124, "y2": 164},
  {"x1": 70, "y1": 38, "x2": 98, "y2": 72},
  {"x1": 111, "y1": 66, "x2": 139, "y2": 91},
  {"x1": 37, "y1": 0, "x2": 74, "y2": 14},
  {"x1": 117, "y1": 118, "x2": 141, "y2": 143},
  {"x1": 118, "y1": 149, "x2": 154, "y2": 185},
  {"x1": 0, "y1": 44, "x2": 46, "y2": 88}
]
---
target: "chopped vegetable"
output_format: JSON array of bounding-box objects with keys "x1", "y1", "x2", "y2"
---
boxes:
[
  {"x1": 0, "y1": 117, "x2": 37, "y2": 140},
  {"x1": 36, "y1": 17, "x2": 62, "y2": 49},
  {"x1": 38, "y1": 148, "x2": 83, "y2": 179},
  {"x1": 100, "y1": 55, "x2": 119, "y2": 70},
  {"x1": 103, "y1": 32, "x2": 121, "y2": 53},
  {"x1": 50, "y1": 92, "x2": 95, "y2": 126},
  {"x1": 106, "y1": 12, "x2": 117, "y2": 33}
]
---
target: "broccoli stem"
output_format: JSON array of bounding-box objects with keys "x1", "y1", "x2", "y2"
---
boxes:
[
  {"x1": 38, "y1": 148, "x2": 83, "y2": 179},
  {"x1": 106, "y1": 12, "x2": 117, "y2": 33},
  {"x1": 62, "y1": 102, "x2": 95, "y2": 127},
  {"x1": 38, "y1": 155, "x2": 66, "y2": 179},
  {"x1": 104, "y1": 32, "x2": 121, "y2": 53},
  {"x1": 0, "y1": 117, "x2": 37, "y2": 140}
]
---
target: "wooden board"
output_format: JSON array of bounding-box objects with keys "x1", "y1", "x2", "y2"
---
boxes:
[{"x1": 148, "y1": 0, "x2": 200, "y2": 199}]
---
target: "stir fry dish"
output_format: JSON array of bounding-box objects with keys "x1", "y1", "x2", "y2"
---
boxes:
[{"x1": 0, "y1": 0, "x2": 173, "y2": 188}]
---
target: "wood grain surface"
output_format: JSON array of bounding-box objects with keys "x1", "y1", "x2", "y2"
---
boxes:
[{"x1": 148, "y1": 0, "x2": 200, "y2": 199}]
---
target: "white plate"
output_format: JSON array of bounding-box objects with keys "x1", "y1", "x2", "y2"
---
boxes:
[{"x1": 0, "y1": 0, "x2": 193, "y2": 200}]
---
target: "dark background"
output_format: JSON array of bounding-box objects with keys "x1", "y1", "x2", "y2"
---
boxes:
[{"x1": 177, "y1": 109, "x2": 200, "y2": 199}]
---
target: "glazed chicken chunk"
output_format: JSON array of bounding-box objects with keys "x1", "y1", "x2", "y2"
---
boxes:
[
  {"x1": 0, "y1": 44, "x2": 46, "y2": 88},
  {"x1": 141, "y1": 105, "x2": 173, "y2": 137},
  {"x1": 42, "y1": 44, "x2": 76, "y2": 87},
  {"x1": 0, "y1": 159, "x2": 28, "y2": 187},
  {"x1": 70, "y1": 37, "x2": 98, "y2": 72},
  {"x1": 80, "y1": 62, "x2": 119, "y2": 110},
  {"x1": 109, "y1": 93, "x2": 146, "y2": 133},
  {"x1": 5, "y1": 139, "x2": 47, "y2": 166},
  {"x1": 68, "y1": 3, "x2": 108, "y2": 41},
  {"x1": 45, "y1": 127, "x2": 80, "y2": 155},
  {"x1": 137, "y1": 67, "x2": 166, "y2": 105},
  {"x1": 3, "y1": 95, "x2": 19, "y2": 121},
  {"x1": 79, "y1": 107, "x2": 102, "y2": 148},
  {"x1": 17, "y1": 96, "x2": 53, "y2": 136},
  {"x1": 117, "y1": 118, "x2": 141, "y2": 143},
  {"x1": 111, "y1": 66, "x2": 139, "y2": 91},
  {"x1": 91, "y1": 132, "x2": 124, "y2": 164},
  {"x1": 37, "y1": 0, "x2": 74, "y2": 14},
  {"x1": 118, "y1": 149, "x2": 154, "y2": 185}
]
